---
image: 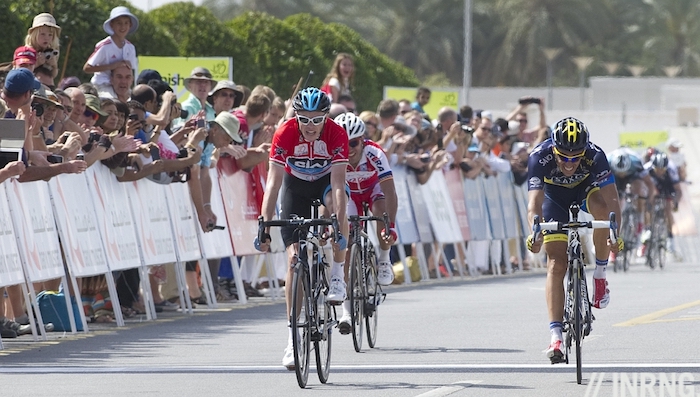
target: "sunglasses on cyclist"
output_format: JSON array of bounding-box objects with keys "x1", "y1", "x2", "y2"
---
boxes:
[
  {"x1": 553, "y1": 147, "x2": 584, "y2": 163},
  {"x1": 349, "y1": 138, "x2": 362, "y2": 148},
  {"x1": 296, "y1": 114, "x2": 326, "y2": 126}
]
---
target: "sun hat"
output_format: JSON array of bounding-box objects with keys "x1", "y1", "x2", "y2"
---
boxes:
[
  {"x1": 4, "y1": 68, "x2": 41, "y2": 94},
  {"x1": 183, "y1": 67, "x2": 217, "y2": 92},
  {"x1": 103, "y1": 6, "x2": 139, "y2": 35},
  {"x1": 207, "y1": 80, "x2": 244, "y2": 108},
  {"x1": 13, "y1": 46, "x2": 37, "y2": 66},
  {"x1": 511, "y1": 141, "x2": 530, "y2": 156},
  {"x1": 212, "y1": 112, "x2": 242, "y2": 144},
  {"x1": 29, "y1": 13, "x2": 61, "y2": 34},
  {"x1": 34, "y1": 85, "x2": 64, "y2": 109}
]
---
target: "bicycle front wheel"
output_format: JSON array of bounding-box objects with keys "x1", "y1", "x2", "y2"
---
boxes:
[
  {"x1": 349, "y1": 244, "x2": 364, "y2": 352},
  {"x1": 291, "y1": 265, "x2": 311, "y2": 388},
  {"x1": 365, "y1": 245, "x2": 380, "y2": 348},
  {"x1": 314, "y1": 290, "x2": 332, "y2": 383},
  {"x1": 573, "y1": 263, "x2": 583, "y2": 385}
]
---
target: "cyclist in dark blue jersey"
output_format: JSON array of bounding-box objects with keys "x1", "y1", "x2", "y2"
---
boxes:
[{"x1": 525, "y1": 117, "x2": 622, "y2": 364}]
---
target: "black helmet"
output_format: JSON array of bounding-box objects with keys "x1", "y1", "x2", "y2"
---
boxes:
[
  {"x1": 552, "y1": 117, "x2": 589, "y2": 152},
  {"x1": 651, "y1": 152, "x2": 669, "y2": 169},
  {"x1": 292, "y1": 87, "x2": 331, "y2": 113}
]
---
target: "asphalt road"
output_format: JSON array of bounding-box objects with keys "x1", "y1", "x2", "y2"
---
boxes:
[{"x1": 1, "y1": 250, "x2": 699, "y2": 397}]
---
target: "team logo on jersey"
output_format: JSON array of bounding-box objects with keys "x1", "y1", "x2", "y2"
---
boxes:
[
  {"x1": 347, "y1": 171, "x2": 375, "y2": 184},
  {"x1": 529, "y1": 176, "x2": 542, "y2": 189},
  {"x1": 290, "y1": 158, "x2": 330, "y2": 169},
  {"x1": 314, "y1": 140, "x2": 329, "y2": 156},
  {"x1": 294, "y1": 144, "x2": 309, "y2": 156},
  {"x1": 539, "y1": 153, "x2": 554, "y2": 166}
]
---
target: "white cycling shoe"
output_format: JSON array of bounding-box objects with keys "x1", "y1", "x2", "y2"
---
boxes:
[{"x1": 377, "y1": 261, "x2": 395, "y2": 286}]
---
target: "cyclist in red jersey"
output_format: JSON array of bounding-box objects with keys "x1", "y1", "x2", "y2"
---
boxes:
[
  {"x1": 254, "y1": 87, "x2": 349, "y2": 370},
  {"x1": 334, "y1": 112, "x2": 398, "y2": 334}
]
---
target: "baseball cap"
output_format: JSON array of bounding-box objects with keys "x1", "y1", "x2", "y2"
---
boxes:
[
  {"x1": 4, "y1": 68, "x2": 41, "y2": 94},
  {"x1": 13, "y1": 46, "x2": 37, "y2": 66}
]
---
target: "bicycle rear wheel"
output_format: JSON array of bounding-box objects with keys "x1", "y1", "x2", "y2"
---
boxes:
[
  {"x1": 349, "y1": 244, "x2": 364, "y2": 352},
  {"x1": 365, "y1": 245, "x2": 380, "y2": 348},
  {"x1": 291, "y1": 265, "x2": 311, "y2": 388},
  {"x1": 573, "y1": 262, "x2": 583, "y2": 385},
  {"x1": 314, "y1": 291, "x2": 332, "y2": 383}
]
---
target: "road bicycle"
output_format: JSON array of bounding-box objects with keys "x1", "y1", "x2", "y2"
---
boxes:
[
  {"x1": 615, "y1": 185, "x2": 639, "y2": 273},
  {"x1": 645, "y1": 195, "x2": 668, "y2": 270},
  {"x1": 533, "y1": 204, "x2": 617, "y2": 385},
  {"x1": 347, "y1": 206, "x2": 389, "y2": 352},
  {"x1": 257, "y1": 201, "x2": 339, "y2": 388}
]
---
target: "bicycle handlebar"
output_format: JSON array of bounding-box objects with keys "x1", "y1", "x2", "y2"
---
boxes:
[{"x1": 257, "y1": 215, "x2": 340, "y2": 244}]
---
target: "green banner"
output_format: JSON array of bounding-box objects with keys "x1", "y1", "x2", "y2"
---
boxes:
[
  {"x1": 619, "y1": 130, "x2": 668, "y2": 150},
  {"x1": 137, "y1": 56, "x2": 232, "y2": 99},
  {"x1": 384, "y1": 86, "x2": 460, "y2": 120}
]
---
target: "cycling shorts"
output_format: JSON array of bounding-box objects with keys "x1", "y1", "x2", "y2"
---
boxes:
[
  {"x1": 542, "y1": 180, "x2": 600, "y2": 243},
  {"x1": 347, "y1": 183, "x2": 385, "y2": 217}
]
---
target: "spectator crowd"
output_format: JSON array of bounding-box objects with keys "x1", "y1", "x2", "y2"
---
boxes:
[{"x1": 0, "y1": 7, "x2": 554, "y2": 338}]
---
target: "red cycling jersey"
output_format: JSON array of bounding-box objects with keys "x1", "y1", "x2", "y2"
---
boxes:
[
  {"x1": 346, "y1": 139, "x2": 393, "y2": 195},
  {"x1": 270, "y1": 118, "x2": 349, "y2": 181}
]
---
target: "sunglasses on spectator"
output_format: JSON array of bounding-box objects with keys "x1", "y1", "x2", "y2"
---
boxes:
[
  {"x1": 400, "y1": 109, "x2": 411, "y2": 115},
  {"x1": 517, "y1": 119, "x2": 528, "y2": 123},
  {"x1": 480, "y1": 126, "x2": 492, "y2": 132},
  {"x1": 297, "y1": 114, "x2": 326, "y2": 126},
  {"x1": 349, "y1": 138, "x2": 362, "y2": 148},
  {"x1": 84, "y1": 109, "x2": 99, "y2": 120},
  {"x1": 217, "y1": 92, "x2": 237, "y2": 98},
  {"x1": 365, "y1": 122, "x2": 377, "y2": 128},
  {"x1": 553, "y1": 146, "x2": 585, "y2": 163}
]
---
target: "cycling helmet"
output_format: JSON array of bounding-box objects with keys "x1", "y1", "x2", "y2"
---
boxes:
[
  {"x1": 552, "y1": 117, "x2": 589, "y2": 152},
  {"x1": 610, "y1": 151, "x2": 632, "y2": 175},
  {"x1": 651, "y1": 152, "x2": 669, "y2": 169},
  {"x1": 334, "y1": 112, "x2": 366, "y2": 140},
  {"x1": 292, "y1": 87, "x2": 331, "y2": 113}
]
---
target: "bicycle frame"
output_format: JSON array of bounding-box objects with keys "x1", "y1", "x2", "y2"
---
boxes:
[
  {"x1": 534, "y1": 204, "x2": 617, "y2": 385},
  {"x1": 647, "y1": 195, "x2": 668, "y2": 269},
  {"x1": 256, "y1": 203, "x2": 340, "y2": 388}
]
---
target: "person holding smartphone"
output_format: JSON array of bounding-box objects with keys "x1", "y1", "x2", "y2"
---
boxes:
[{"x1": 505, "y1": 96, "x2": 547, "y2": 145}]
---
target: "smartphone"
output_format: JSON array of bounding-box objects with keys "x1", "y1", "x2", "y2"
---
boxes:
[
  {"x1": 212, "y1": 225, "x2": 226, "y2": 230},
  {"x1": 47, "y1": 154, "x2": 64, "y2": 164},
  {"x1": 128, "y1": 113, "x2": 139, "y2": 121},
  {"x1": 150, "y1": 146, "x2": 161, "y2": 160},
  {"x1": 76, "y1": 153, "x2": 85, "y2": 161},
  {"x1": 196, "y1": 119, "x2": 205, "y2": 128}
]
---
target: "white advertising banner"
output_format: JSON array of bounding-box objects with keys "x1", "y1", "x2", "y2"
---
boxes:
[
  {"x1": 49, "y1": 174, "x2": 109, "y2": 277},
  {"x1": 86, "y1": 165, "x2": 142, "y2": 271},
  {"x1": 391, "y1": 166, "x2": 420, "y2": 244},
  {"x1": 419, "y1": 172, "x2": 462, "y2": 244},
  {"x1": 167, "y1": 182, "x2": 202, "y2": 262},
  {"x1": 406, "y1": 171, "x2": 434, "y2": 243},
  {"x1": 129, "y1": 179, "x2": 177, "y2": 265},
  {"x1": 6, "y1": 180, "x2": 64, "y2": 282},
  {"x1": 199, "y1": 168, "x2": 234, "y2": 259},
  {"x1": 0, "y1": 183, "x2": 25, "y2": 288}
]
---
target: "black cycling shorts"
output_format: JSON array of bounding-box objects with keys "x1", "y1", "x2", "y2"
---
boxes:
[{"x1": 279, "y1": 173, "x2": 332, "y2": 247}]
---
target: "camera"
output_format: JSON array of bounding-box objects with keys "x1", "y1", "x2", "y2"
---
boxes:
[
  {"x1": 196, "y1": 119, "x2": 205, "y2": 128},
  {"x1": 180, "y1": 109, "x2": 189, "y2": 119},
  {"x1": 31, "y1": 101, "x2": 45, "y2": 117},
  {"x1": 88, "y1": 132, "x2": 100, "y2": 144},
  {"x1": 460, "y1": 124, "x2": 475, "y2": 134},
  {"x1": 518, "y1": 97, "x2": 541, "y2": 105},
  {"x1": 47, "y1": 154, "x2": 63, "y2": 164},
  {"x1": 76, "y1": 153, "x2": 85, "y2": 161}
]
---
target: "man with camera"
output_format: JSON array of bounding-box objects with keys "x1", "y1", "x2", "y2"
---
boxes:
[{"x1": 506, "y1": 96, "x2": 547, "y2": 145}]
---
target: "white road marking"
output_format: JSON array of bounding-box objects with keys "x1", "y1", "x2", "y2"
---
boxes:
[
  {"x1": 1, "y1": 363, "x2": 700, "y2": 374},
  {"x1": 414, "y1": 381, "x2": 482, "y2": 397}
]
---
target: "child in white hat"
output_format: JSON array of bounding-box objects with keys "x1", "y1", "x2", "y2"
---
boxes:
[
  {"x1": 25, "y1": 13, "x2": 62, "y2": 81},
  {"x1": 83, "y1": 6, "x2": 140, "y2": 98}
]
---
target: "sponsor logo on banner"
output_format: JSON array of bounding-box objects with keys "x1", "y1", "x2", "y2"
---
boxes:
[{"x1": 585, "y1": 372, "x2": 697, "y2": 397}]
